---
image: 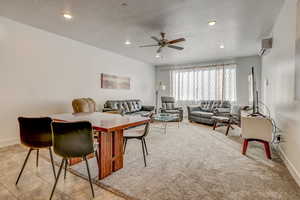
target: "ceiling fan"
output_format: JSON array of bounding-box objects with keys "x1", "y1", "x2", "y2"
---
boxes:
[{"x1": 140, "y1": 32, "x2": 186, "y2": 53}]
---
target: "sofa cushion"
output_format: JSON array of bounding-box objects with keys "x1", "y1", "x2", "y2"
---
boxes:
[{"x1": 191, "y1": 111, "x2": 214, "y2": 119}]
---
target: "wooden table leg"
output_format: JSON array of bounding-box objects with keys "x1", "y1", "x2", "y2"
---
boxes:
[
  {"x1": 98, "y1": 129, "x2": 124, "y2": 179},
  {"x1": 98, "y1": 131, "x2": 112, "y2": 179},
  {"x1": 113, "y1": 129, "x2": 124, "y2": 171}
]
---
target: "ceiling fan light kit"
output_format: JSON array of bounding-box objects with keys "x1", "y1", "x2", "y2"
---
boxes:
[{"x1": 140, "y1": 32, "x2": 186, "y2": 54}]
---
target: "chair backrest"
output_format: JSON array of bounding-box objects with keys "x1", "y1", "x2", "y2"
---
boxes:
[
  {"x1": 18, "y1": 117, "x2": 53, "y2": 148},
  {"x1": 72, "y1": 98, "x2": 97, "y2": 113},
  {"x1": 161, "y1": 96, "x2": 176, "y2": 110},
  {"x1": 142, "y1": 122, "x2": 151, "y2": 137},
  {"x1": 241, "y1": 116, "x2": 273, "y2": 142},
  {"x1": 51, "y1": 121, "x2": 94, "y2": 158}
]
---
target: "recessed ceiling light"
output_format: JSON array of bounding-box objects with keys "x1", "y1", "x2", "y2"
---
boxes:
[
  {"x1": 156, "y1": 53, "x2": 161, "y2": 58},
  {"x1": 63, "y1": 13, "x2": 73, "y2": 20},
  {"x1": 220, "y1": 44, "x2": 225, "y2": 49},
  {"x1": 121, "y1": 2, "x2": 128, "y2": 6},
  {"x1": 208, "y1": 20, "x2": 216, "y2": 26},
  {"x1": 125, "y1": 40, "x2": 131, "y2": 45}
]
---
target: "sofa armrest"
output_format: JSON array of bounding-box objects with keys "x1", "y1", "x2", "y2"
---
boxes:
[
  {"x1": 141, "y1": 105, "x2": 155, "y2": 111},
  {"x1": 187, "y1": 106, "x2": 201, "y2": 113}
]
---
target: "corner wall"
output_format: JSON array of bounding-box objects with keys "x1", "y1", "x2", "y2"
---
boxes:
[
  {"x1": 0, "y1": 16, "x2": 155, "y2": 147},
  {"x1": 261, "y1": 0, "x2": 300, "y2": 185}
]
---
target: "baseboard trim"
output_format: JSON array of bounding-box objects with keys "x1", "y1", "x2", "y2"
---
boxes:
[
  {"x1": 278, "y1": 145, "x2": 300, "y2": 186},
  {"x1": 0, "y1": 137, "x2": 19, "y2": 148}
]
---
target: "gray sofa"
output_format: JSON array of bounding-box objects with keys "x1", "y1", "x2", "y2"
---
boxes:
[
  {"x1": 103, "y1": 100, "x2": 155, "y2": 117},
  {"x1": 187, "y1": 100, "x2": 231, "y2": 125}
]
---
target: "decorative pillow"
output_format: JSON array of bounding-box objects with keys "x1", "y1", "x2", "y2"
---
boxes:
[
  {"x1": 128, "y1": 102, "x2": 135, "y2": 112},
  {"x1": 123, "y1": 102, "x2": 130, "y2": 113}
]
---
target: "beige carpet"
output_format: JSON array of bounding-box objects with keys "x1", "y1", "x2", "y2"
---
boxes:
[{"x1": 49, "y1": 121, "x2": 300, "y2": 200}]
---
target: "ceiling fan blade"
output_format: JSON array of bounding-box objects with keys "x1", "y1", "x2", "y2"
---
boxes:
[
  {"x1": 139, "y1": 44, "x2": 159, "y2": 47},
  {"x1": 167, "y1": 38, "x2": 186, "y2": 44},
  {"x1": 167, "y1": 45, "x2": 184, "y2": 50},
  {"x1": 151, "y1": 36, "x2": 160, "y2": 42},
  {"x1": 157, "y1": 46, "x2": 162, "y2": 53}
]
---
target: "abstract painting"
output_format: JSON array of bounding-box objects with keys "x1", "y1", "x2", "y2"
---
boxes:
[{"x1": 101, "y1": 73, "x2": 130, "y2": 89}]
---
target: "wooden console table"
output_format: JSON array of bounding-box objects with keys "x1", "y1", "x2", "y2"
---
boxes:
[{"x1": 50, "y1": 112, "x2": 150, "y2": 179}]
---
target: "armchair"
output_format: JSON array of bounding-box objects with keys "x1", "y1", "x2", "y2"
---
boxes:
[
  {"x1": 72, "y1": 98, "x2": 97, "y2": 113},
  {"x1": 160, "y1": 96, "x2": 183, "y2": 122}
]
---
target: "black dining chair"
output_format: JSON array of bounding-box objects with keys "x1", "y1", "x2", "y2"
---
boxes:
[
  {"x1": 123, "y1": 121, "x2": 151, "y2": 167},
  {"x1": 49, "y1": 121, "x2": 98, "y2": 200},
  {"x1": 16, "y1": 117, "x2": 56, "y2": 185}
]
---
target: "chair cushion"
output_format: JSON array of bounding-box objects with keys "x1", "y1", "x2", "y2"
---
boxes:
[
  {"x1": 191, "y1": 111, "x2": 214, "y2": 118},
  {"x1": 162, "y1": 103, "x2": 175, "y2": 110}
]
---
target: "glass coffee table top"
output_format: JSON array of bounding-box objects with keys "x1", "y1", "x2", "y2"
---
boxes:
[
  {"x1": 152, "y1": 113, "x2": 180, "y2": 134},
  {"x1": 152, "y1": 113, "x2": 179, "y2": 122}
]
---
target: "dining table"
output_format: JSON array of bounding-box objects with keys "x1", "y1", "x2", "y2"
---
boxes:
[{"x1": 49, "y1": 112, "x2": 150, "y2": 179}]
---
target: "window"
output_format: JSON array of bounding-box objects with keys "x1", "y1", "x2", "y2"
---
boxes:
[{"x1": 170, "y1": 64, "x2": 236, "y2": 102}]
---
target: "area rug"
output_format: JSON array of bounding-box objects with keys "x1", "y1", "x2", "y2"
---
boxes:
[{"x1": 46, "y1": 122, "x2": 300, "y2": 200}]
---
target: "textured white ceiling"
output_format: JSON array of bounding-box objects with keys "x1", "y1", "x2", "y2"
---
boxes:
[{"x1": 0, "y1": 0, "x2": 284, "y2": 66}]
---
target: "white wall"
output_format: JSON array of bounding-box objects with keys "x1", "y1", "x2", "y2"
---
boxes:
[
  {"x1": 261, "y1": 0, "x2": 300, "y2": 185},
  {"x1": 0, "y1": 16, "x2": 155, "y2": 147},
  {"x1": 156, "y1": 55, "x2": 261, "y2": 106}
]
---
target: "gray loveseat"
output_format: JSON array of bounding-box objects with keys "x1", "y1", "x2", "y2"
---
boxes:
[
  {"x1": 187, "y1": 100, "x2": 231, "y2": 125},
  {"x1": 103, "y1": 100, "x2": 155, "y2": 117}
]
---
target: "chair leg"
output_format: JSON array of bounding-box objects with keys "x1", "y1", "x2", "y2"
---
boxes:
[
  {"x1": 84, "y1": 156, "x2": 95, "y2": 198},
  {"x1": 242, "y1": 139, "x2": 249, "y2": 155},
  {"x1": 140, "y1": 139, "x2": 147, "y2": 167},
  {"x1": 95, "y1": 150, "x2": 100, "y2": 169},
  {"x1": 143, "y1": 138, "x2": 149, "y2": 155},
  {"x1": 64, "y1": 160, "x2": 68, "y2": 179},
  {"x1": 49, "y1": 147, "x2": 56, "y2": 178},
  {"x1": 36, "y1": 149, "x2": 39, "y2": 167},
  {"x1": 49, "y1": 159, "x2": 65, "y2": 200},
  {"x1": 263, "y1": 142, "x2": 272, "y2": 159},
  {"x1": 123, "y1": 138, "x2": 128, "y2": 154},
  {"x1": 16, "y1": 149, "x2": 33, "y2": 185},
  {"x1": 213, "y1": 120, "x2": 217, "y2": 130},
  {"x1": 225, "y1": 122, "x2": 231, "y2": 136}
]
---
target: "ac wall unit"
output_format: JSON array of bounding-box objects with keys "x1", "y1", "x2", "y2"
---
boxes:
[{"x1": 259, "y1": 38, "x2": 273, "y2": 56}]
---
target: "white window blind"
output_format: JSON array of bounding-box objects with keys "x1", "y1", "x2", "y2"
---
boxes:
[{"x1": 170, "y1": 64, "x2": 237, "y2": 102}]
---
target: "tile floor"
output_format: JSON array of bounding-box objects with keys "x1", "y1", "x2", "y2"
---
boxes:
[{"x1": 0, "y1": 145, "x2": 125, "y2": 200}]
